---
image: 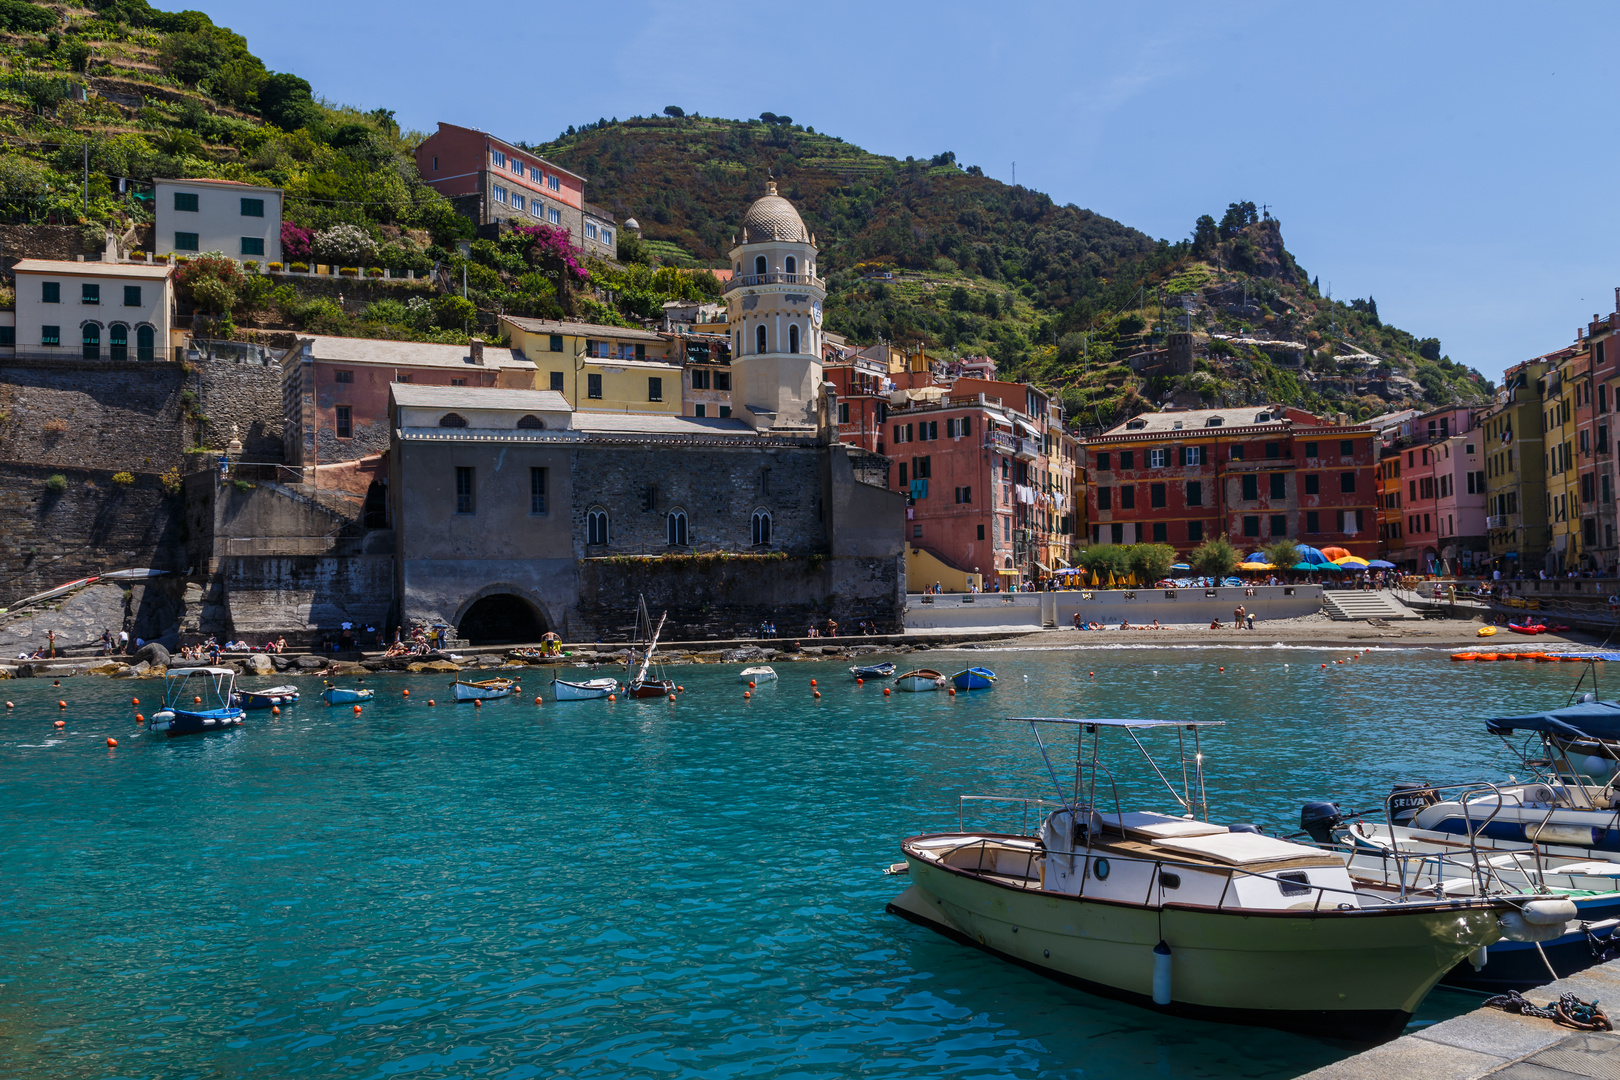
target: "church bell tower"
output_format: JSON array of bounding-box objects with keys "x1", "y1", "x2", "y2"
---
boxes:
[{"x1": 725, "y1": 182, "x2": 826, "y2": 432}]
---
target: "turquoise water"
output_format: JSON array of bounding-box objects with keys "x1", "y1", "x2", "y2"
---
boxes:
[{"x1": 0, "y1": 646, "x2": 1601, "y2": 1080}]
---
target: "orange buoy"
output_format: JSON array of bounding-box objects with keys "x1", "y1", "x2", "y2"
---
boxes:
[
  {"x1": 135, "y1": 713, "x2": 144, "y2": 723},
  {"x1": 106, "y1": 737, "x2": 117, "y2": 747},
  {"x1": 193, "y1": 696, "x2": 201, "y2": 704},
  {"x1": 427, "y1": 699, "x2": 436, "y2": 706},
  {"x1": 1219, "y1": 666, "x2": 1225, "y2": 672},
  {"x1": 883, "y1": 687, "x2": 891, "y2": 696},
  {"x1": 857, "y1": 678, "x2": 864, "y2": 685},
  {"x1": 53, "y1": 719, "x2": 64, "y2": 728},
  {"x1": 811, "y1": 679, "x2": 817, "y2": 687},
  {"x1": 473, "y1": 699, "x2": 482, "y2": 708},
  {"x1": 668, "y1": 693, "x2": 676, "y2": 701},
  {"x1": 132, "y1": 698, "x2": 139, "y2": 705},
  {"x1": 947, "y1": 688, "x2": 955, "y2": 696},
  {"x1": 608, "y1": 694, "x2": 616, "y2": 702},
  {"x1": 676, "y1": 686, "x2": 684, "y2": 692},
  {"x1": 353, "y1": 704, "x2": 362, "y2": 714},
  {"x1": 58, "y1": 700, "x2": 67, "y2": 708},
  {"x1": 272, "y1": 706, "x2": 280, "y2": 715},
  {"x1": 814, "y1": 690, "x2": 821, "y2": 699},
  {"x1": 403, "y1": 689, "x2": 410, "y2": 697},
  {"x1": 744, "y1": 691, "x2": 752, "y2": 699},
  {"x1": 534, "y1": 696, "x2": 542, "y2": 704},
  {"x1": 1322, "y1": 663, "x2": 1328, "y2": 669},
  {"x1": 749, "y1": 681, "x2": 756, "y2": 689}
]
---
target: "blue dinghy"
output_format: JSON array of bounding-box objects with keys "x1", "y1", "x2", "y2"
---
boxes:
[
  {"x1": 320, "y1": 685, "x2": 375, "y2": 705},
  {"x1": 951, "y1": 667, "x2": 997, "y2": 691}
]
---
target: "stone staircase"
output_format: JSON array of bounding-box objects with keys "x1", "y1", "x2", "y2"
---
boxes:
[{"x1": 1321, "y1": 590, "x2": 1423, "y2": 621}]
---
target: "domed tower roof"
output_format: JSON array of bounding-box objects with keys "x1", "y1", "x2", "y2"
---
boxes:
[{"x1": 740, "y1": 181, "x2": 808, "y2": 244}]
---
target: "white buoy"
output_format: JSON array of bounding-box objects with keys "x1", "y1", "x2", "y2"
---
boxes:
[
  {"x1": 1469, "y1": 945, "x2": 1488, "y2": 971},
  {"x1": 1152, "y1": 940, "x2": 1172, "y2": 1004}
]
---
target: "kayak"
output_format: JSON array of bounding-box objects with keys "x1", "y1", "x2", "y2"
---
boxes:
[
  {"x1": 1477, "y1": 626, "x2": 1498, "y2": 638},
  {"x1": 1506, "y1": 624, "x2": 1547, "y2": 635}
]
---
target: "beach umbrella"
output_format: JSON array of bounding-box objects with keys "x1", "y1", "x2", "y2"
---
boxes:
[
  {"x1": 1295, "y1": 544, "x2": 1327, "y2": 563},
  {"x1": 1244, "y1": 552, "x2": 1266, "y2": 563},
  {"x1": 1171, "y1": 563, "x2": 1191, "y2": 571},
  {"x1": 1237, "y1": 561, "x2": 1273, "y2": 570},
  {"x1": 1293, "y1": 560, "x2": 1342, "y2": 571},
  {"x1": 1367, "y1": 559, "x2": 1397, "y2": 569},
  {"x1": 1334, "y1": 556, "x2": 1370, "y2": 568},
  {"x1": 1320, "y1": 546, "x2": 1352, "y2": 561}
]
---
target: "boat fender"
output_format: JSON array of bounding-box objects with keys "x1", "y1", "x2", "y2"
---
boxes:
[
  {"x1": 1498, "y1": 912, "x2": 1564, "y2": 942},
  {"x1": 1152, "y1": 941, "x2": 1172, "y2": 1005},
  {"x1": 1521, "y1": 897, "x2": 1579, "y2": 926},
  {"x1": 1470, "y1": 945, "x2": 1488, "y2": 972},
  {"x1": 1526, "y1": 823, "x2": 1601, "y2": 846}
]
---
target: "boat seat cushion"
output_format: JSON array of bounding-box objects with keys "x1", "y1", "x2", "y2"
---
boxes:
[
  {"x1": 1102, "y1": 811, "x2": 1229, "y2": 840},
  {"x1": 1150, "y1": 831, "x2": 1332, "y2": 866}
]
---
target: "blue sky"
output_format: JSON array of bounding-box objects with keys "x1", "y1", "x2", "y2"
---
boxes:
[{"x1": 205, "y1": 0, "x2": 1618, "y2": 379}]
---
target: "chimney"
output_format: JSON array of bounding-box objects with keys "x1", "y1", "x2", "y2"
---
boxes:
[
  {"x1": 1338, "y1": 412, "x2": 1349, "y2": 426},
  {"x1": 469, "y1": 338, "x2": 485, "y2": 366}
]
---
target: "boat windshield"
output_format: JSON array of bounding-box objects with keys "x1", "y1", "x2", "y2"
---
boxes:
[{"x1": 1010, "y1": 717, "x2": 1225, "y2": 824}]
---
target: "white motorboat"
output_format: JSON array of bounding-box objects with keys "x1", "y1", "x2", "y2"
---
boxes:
[
  {"x1": 552, "y1": 676, "x2": 620, "y2": 701},
  {"x1": 888, "y1": 717, "x2": 1519, "y2": 1041},
  {"x1": 739, "y1": 666, "x2": 777, "y2": 683},
  {"x1": 894, "y1": 668, "x2": 946, "y2": 692}
]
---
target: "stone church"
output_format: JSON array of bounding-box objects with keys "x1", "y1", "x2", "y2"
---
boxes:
[{"x1": 388, "y1": 184, "x2": 906, "y2": 643}]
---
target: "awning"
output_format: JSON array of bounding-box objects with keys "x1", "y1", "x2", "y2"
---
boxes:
[
  {"x1": 1016, "y1": 419, "x2": 1041, "y2": 438},
  {"x1": 1035, "y1": 562, "x2": 1051, "y2": 572},
  {"x1": 997, "y1": 568, "x2": 1022, "y2": 575},
  {"x1": 1488, "y1": 701, "x2": 1620, "y2": 741}
]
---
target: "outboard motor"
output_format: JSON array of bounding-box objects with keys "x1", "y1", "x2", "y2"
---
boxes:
[
  {"x1": 1388, "y1": 781, "x2": 1440, "y2": 826},
  {"x1": 1229, "y1": 823, "x2": 1263, "y2": 835},
  {"x1": 1299, "y1": 801, "x2": 1342, "y2": 844}
]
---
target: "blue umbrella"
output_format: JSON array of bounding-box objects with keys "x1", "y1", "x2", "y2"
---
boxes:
[
  {"x1": 1171, "y1": 563, "x2": 1191, "y2": 571},
  {"x1": 1244, "y1": 552, "x2": 1266, "y2": 563},
  {"x1": 1367, "y1": 559, "x2": 1397, "y2": 569},
  {"x1": 1295, "y1": 544, "x2": 1327, "y2": 563}
]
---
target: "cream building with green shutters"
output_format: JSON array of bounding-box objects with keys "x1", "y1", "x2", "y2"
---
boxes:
[{"x1": 154, "y1": 178, "x2": 283, "y2": 264}]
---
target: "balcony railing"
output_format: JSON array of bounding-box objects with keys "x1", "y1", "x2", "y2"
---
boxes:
[
  {"x1": 724, "y1": 272, "x2": 826, "y2": 292},
  {"x1": 1485, "y1": 515, "x2": 1511, "y2": 529}
]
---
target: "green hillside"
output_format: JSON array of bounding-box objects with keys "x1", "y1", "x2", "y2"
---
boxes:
[{"x1": 0, "y1": 2, "x2": 1488, "y2": 427}]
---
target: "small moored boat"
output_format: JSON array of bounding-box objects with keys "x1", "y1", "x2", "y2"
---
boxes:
[
  {"x1": 320, "y1": 685, "x2": 375, "y2": 705},
  {"x1": 148, "y1": 667, "x2": 245, "y2": 738},
  {"x1": 950, "y1": 667, "x2": 997, "y2": 691},
  {"x1": 624, "y1": 596, "x2": 679, "y2": 699},
  {"x1": 453, "y1": 677, "x2": 515, "y2": 702},
  {"x1": 849, "y1": 662, "x2": 895, "y2": 679},
  {"x1": 553, "y1": 676, "x2": 620, "y2": 701},
  {"x1": 894, "y1": 668, "x2": 947, "y2": 692},
  {"x1": 739, "y1": 665, "x2": 777, "y2": 683},
  {"x1": 233, "y1": 685, "x2": 299, "y2": 709}
]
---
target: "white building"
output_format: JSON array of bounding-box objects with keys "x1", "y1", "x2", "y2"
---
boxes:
[
  {"x1": 154, "y1": 178, "x2": 283, "y2": 264},
  {"x1": 725, "y1": 182, "x2": 827, "y2": 432},
  {"x1": 4, "y1": 259, "x2": 174, "y2": 359}
]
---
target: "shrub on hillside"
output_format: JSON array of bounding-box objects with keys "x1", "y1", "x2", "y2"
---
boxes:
[{"x1": 311, "y1": 223, "x2": 377, "y2": 267}]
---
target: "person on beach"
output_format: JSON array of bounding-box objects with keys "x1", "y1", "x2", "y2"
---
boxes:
[
  {"x1": 1234, "y1": 605, "x2": 1246, "y2": 629},
  {"x1": 1073, "y1": 612, "x2": 1083, "y2": 629},
  {"x1": 826, "y1": 618, "x2": 838, "y2": 637},
  {"x1": 1209, "y1": 618, "x2": 1222, "y2": 630},
  {"x1": 46, "y1": 629, "x2": 56, "y2": 658}
]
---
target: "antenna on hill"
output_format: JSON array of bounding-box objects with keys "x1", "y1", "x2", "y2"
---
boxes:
[{"x1": 1012, "y1": 162, "x2": 1016, "y2": 186}]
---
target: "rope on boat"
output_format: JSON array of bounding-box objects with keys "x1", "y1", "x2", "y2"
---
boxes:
[{"x1": 1484, "y1": 989, "x2": 1612, "y2": 1031}]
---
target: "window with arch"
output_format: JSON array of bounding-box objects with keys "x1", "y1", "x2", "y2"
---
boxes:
[
  {"x1": 784, "y1": 255, "x2": 796, "y2": 276},
  {"x1": 788, "y1": 324, "x2": 800, "y2": 354},
  {"x1": 751, "y1": 508, "x2": 772, "y2": 546},
  {"x1": 81, "y1": 323, "x2": 100, "y2": 360},
  {"x1": 516, "y1": 414, "x2": 545, "y2": 430},
  {"x1": 439, "y1": 413, "x2": 468, "y2": 428},
  {"x1": 755, "y1": 324, "x2": 767, "y2": 354},
  {"x1": 754, "y1": 254, "x2": 767, "y2": 276},
  {"x1": 666, "y1": 508, "x2": 688, "y2": 546},
  {"x1": 109, "y1": 323, "x2": 128, "y2": 361},
  {"x1": 135, "y1": 324, "x2": 154, "y2": 361},
  {"x1": 587, "y1": 508, "x2": 609, "y2": 546}
]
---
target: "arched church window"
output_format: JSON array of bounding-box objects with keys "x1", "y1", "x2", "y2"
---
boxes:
[
  {"x1": 439, "y1": 413, "x2": 468, "y2": 428},
  {"x1": 751, "y1": 509, "x2": 772, "y2": 547},
  {"x1": 755, "y1": 324, "x2": 767, "y2": 354},
  {"x1": 784, "y1": 255, "x2": 796, "y2": 276},
  {"x1": 516, "y1": 414, "x2": 545, "y2": 430},
  {"x1": 754, "y1": 255, "x2": 767, "y2": 277},
  {"x1": 666, "y1": 508, "x2": 688, "y2": 547},
  {"x1": 587, "y1": 508, "x2": 609, "y2": 546},
  {"x1": 789, "y1": 324, "x2": 800, "y2": 354}
]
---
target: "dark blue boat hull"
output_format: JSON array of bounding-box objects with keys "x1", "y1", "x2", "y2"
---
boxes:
[
  {"x1": 161, "y1": 709, "x2": 245, "y2": 737},
  {"x1": 1442, "y1": 893, "x2": 1620, "y2": 991}
]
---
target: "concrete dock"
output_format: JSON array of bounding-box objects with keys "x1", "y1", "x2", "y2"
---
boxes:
[{"x1": 1299, "y1": 960, "x2": 1620, "y2": 1079}]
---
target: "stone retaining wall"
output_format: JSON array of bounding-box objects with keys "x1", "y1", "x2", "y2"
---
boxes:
[{"x1": 904, "y1": 584, "x2": 1325, "y2": 629}]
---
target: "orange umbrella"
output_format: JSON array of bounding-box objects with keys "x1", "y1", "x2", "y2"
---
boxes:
[{"x1": 1320, "y1": 546, "x2": 1352, "y2": 561}]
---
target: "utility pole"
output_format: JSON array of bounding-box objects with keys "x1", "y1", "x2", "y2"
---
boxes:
[{"x1": 82, "y1": 142, "x2": 88, "y2": 214}]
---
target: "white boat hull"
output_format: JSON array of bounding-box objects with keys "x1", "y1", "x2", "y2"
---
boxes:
[
  {"x1": 894, "y1": 845, "x2": 1502, "y2": 1040},
  {"x1": 739, "y1": 666, "x2": 777, "y2": 683},
  {"x1": 896, "y1": 673, "x2": 946, "y2": 692},
  {"x1": 453, "y1": 681, "x2": 514, "y2": 701},
  {"x1": 553, "y1": 677, "x2": 619, "y2": 701}
]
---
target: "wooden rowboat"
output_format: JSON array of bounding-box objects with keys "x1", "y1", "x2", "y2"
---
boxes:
[
  {"x1": 453, "y1": 677, "x2": 515, "y2": 702},
  {"x1": 895, "y1": 669, "x2": 947, "y2": 692}
]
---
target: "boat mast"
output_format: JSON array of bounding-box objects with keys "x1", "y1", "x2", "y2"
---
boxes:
[{"x1": 637, "y1": 612, "x2": 667, "y2": 685}]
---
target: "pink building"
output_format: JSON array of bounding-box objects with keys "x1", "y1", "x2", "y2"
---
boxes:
[{"x1": 414, "y1": 122, "x2": 616, "y2": 258}]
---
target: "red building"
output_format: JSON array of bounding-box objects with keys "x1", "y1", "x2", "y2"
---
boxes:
[
  {"x1": 1082, "y1": 405, "x2": 1379, "y2": 557},
  {"x1": 414, "y1": 122, "x2": 616, "y2": 259}
]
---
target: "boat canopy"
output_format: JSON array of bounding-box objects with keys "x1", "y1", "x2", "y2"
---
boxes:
[
  {"x1": 167, "y1": 666, "x2": 238, "y2": 677},
  {"x1": 1487, "y1": 700, "x2": 1620, "y2": 740}
]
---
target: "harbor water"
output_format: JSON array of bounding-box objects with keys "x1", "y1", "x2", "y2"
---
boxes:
[{"x1": 0, "y1": 645, "x2": 1601, "y2": 1079}]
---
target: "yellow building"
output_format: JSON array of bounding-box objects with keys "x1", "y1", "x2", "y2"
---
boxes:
[
  {"x1": 501, "y1": 315, "x2": 682, "y2": 414},
  {"x1": 1483, "y1": 357, "x2": 1554, "y2": 570},
  {"x1": 1542, "y1": 348, "x2": 1585, "y2": 572}
]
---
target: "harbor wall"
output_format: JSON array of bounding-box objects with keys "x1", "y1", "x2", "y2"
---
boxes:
[{"x1": 904, "y1": 584, "x2": 1325, "y2": 630}]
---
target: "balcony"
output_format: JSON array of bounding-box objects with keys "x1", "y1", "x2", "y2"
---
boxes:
[
  {"x1": 724, "y1": 272, "x2": 826, "y2": 292},
  {"x1": 986, "y1": 430, "x2": 1040, "y2": 460},
  {"x1": 1486, "y1": 515, "x2": 1510, "y2": 529}
]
